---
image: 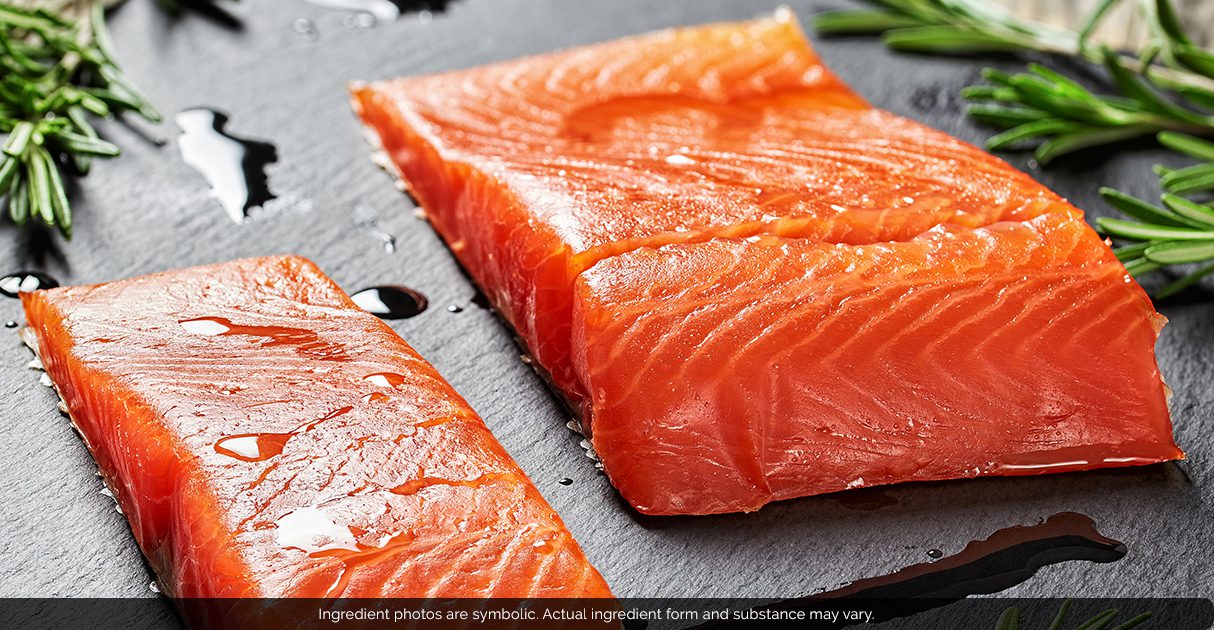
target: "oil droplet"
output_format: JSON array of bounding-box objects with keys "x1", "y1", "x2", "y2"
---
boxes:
[
  {"x1": 293, "y1": 17, "x2": 320, "y2": 41},
  {"x1": 364, "y1": 372, "x2": 405, "y2": 387},
  {"x1": 0, "y1": 271, "x2": 59, "y2": 298},
  {"x1": 177, "y1": 316, "x2": 348, "y2": 360},
  {"x1": 927, "y1": 548, "x2": 943, "y2": 559},
  {"x1": 213, "y1": 407, "x2": 350, "y2": 463},
  {"x1": 558, "y1": 477, "x2": 573, "y2": 486},
  {"x1": 179, "y1": 318, "x2": 231, "y2": 335},
  {"x1": 275, "y1": 506, "x2": 359, "y2": 554},
  {"x1": 5, "y1": 320, "x2": 16, "y2": 329},
  {"x1": 343, "y1": 12, "x2": 377, "y2": 28},
  {"x1": 446, "y1": 305, "x2": 463, "y2": 313},
  {"x1": 215, "y1": 433, "x2": 292, "y2": 462},
  {"x1": 350, "y1": 286, "x2": 428, "y2": 320},
  {"x1": 176, "y1": 108, "x2": 278, "y2": 224}
]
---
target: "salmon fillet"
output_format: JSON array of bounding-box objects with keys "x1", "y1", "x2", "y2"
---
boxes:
[
  {"x1": 351, "y1": 10, "x2": 1072, "y2": 401},
  {"x1": 352, "y1": 12, "x2": 1181, "y2": 515},
  {"x1": 573, "y1": 214, "x2": 1179, "y2": 514},
  {"x1": 21, "y1": 256, "x2": 611, "y2": 598}
]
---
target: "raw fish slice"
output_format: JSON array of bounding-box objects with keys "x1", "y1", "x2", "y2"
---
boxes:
[
  {"x1": 352, "y1": 11, "x2": 1070, "y2": 401},
  {"x1": 572, "y1": 214, "x2": 1180, "y2": 514},
  {"x1": 22, "y1": 255, "x2": 611, "y2": 598},
  {"x1": 352, "y1": 12, "x2": 1180, "y2": 516}
]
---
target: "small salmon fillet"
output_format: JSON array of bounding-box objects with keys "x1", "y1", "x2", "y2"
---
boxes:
[
  {"x1": 22, "y1": 256, "x2": 611, "y2": 597},
  {"x1": 352, "y1": 12, "x2": 1181, "y2": 515}
]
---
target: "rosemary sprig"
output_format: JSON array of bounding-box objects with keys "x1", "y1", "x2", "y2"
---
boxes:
[
  {"x1": 1096, "y1": 132, "x2": 1214, "y2": 297},
  {"x1": 814, "y1": 0, "x2": 1214, "y2": 92},
  {"x1": 994, "y1": 599, "x2": 1152, "y2": 630},
  {"x1": 814, "y1": 0, "x2": 1077, "y2": 58},
  {"x1": 0, "y1": 1, "x2": 160, "y2": 238},
  {"x1": 814, "y1": 0, "x2": 1214, "y2": 164},
  {"x1": 815, "y1": 0, "x2": 1214, "y2": 294}
]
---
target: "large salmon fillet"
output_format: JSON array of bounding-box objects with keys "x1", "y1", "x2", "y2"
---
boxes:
[
  {"x1": 21, "y1": 256, "x2": 611, "y2": 598},
  {"x1": 352, "y1": 12, "x2": 1181, "y2": 514},
  {"x1": 573, "y1": 214, "x2": 1178, "y2": 514}
]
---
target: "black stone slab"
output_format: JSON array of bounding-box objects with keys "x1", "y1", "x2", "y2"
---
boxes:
[{"x1": 0, "y1": 0, "x2": 1208, "y2": 614}]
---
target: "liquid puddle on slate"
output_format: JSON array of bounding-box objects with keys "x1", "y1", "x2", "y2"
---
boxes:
[
  {"x1": 694, "y1": 512, "x2": 1126, "y2": 629},
  {"x1": 0, "y1": 271, "x2": 59, "y2": 298},
  {"x1": 176, "y1": 108, "x2": 278, "y2": 224},
  {"x1": 302, "y1": 0, "x2": 455, "y2": 22},
  {"x1": 350, "y1": 286, "x2": 429, "y2": 320}
]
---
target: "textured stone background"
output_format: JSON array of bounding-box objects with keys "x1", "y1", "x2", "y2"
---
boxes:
[{"x1": 0, "y1": 0, "x2": 1208, "y2": 619}]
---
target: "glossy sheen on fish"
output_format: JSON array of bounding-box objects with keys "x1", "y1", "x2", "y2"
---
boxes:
[
  {"x1": 352, "y1": 11, "x2": 1072, "y2": 402},
  {"x1": 352, "y1": 13, "x2": 1180, "y2": 514},
  {"x1": 573, "y1": 214, "x2": 1180, "y2": 514},
  {"x1": 21, "y1": 256, "x2": 611, "y2": 596}
]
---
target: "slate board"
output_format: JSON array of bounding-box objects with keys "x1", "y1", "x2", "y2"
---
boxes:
[{"x1": 0, "y1": 0, "x2": 1210, "y2": 612}]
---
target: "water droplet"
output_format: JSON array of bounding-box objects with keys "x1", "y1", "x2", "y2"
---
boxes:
[
  {"x1": 0, "y1": 271, "x2": 59, "y2": 298},
  {"x1": 343, "y1": 12, "x2": 377, "y2": 28},
  {"x1": 215, "y1": 433, "x2": 292, "y2": 462},
  {"x1": 364, "y1": 372, "x2": 405, "y2": 387},
  {"x1": 148, "y1": 581, "x2": 161, "y2": 594},
  {"x1": 292, "y1": 17, "x2": 319, "y2": 40},
  {"x1": 350, "y1": 286, "x2": 428, "y2": 319},
  {"x1": 4, "y1": 320, "x2": 16, "y2": 329},
  {"x1": 927, "y1": 548, "x2": 943, "y2": 559},
  {"x1": 558, "y1": 477, "x2": 573, "y2": 486},
  {"x1": 664, "y1": 154, "x2": 696, "y2": 166},
  {"x1": 446, "y1": 304, "x2": 463, "y2": 313},
  {"x1": 175, "y1": 108, "x2": 278, "y2": 224},
  {"x1": 275, "y1": 506, "x2": 359, "y2": 554},
  {"x1": 179, "y1": 317, "x2": 231, "y2": 335},
  {"x1": 178, "y1": 317, "x2": 347, "y2": 360}
]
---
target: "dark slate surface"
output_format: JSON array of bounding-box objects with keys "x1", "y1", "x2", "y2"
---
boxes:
[{"x1": 0, "y1": 0, "x2": 1210, "y2": 609}]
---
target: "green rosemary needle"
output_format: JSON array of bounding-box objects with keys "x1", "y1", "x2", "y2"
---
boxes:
[
  {"x1": 814, "y1": 0, "x2": 1214, "y2": 163},
  {"x1": 0, "y1": 1, "x2": 160, "y2": 238},
  {"x1": 993, "y1": 599, "x2": 1152, "y2": 630},
  {"x1": 815, "y1": 0, "x2": 1214, "y2": 294},
  {"x1": 1098, "y1": 132, "x2": 1214, "y2": 297}
]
